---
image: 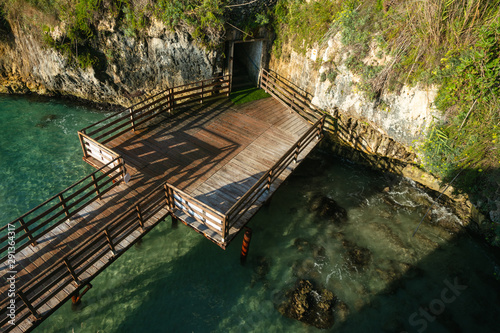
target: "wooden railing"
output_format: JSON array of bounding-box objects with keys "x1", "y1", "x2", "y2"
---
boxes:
[
  {"x1": 0, "y1": 182, "x2": 169, "y2": 331},
  {"x1": 0, "y1": 158, "x2": 126, "y2": 261},
  {"x1": 79, "y1": 75, "x2": 230, "y2": 147},
  {"x1": 78, "y1": 132, "x2": 124, "y2": 172},
  {"x1": 164, "y1": 184, "x2": 227, "y2": 242},
  {"x1": 225, "y1": 114, "x2": 326, "y2": 227},
  {"x1": 260, "y1": 68, "x2": 322, "y2": 123}
]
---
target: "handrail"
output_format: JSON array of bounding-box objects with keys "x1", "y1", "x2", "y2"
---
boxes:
[
  {"x1": 79, "y1": 75, "x2": 230, "y2": 142},
  {"x1": 225, "y1": 115, "x2": 326, "y2": 227},
  {"x1": 260, "y1": 68, "x2": 322, "y2": 123},
  {"x1": 0, "y1": 157, "x2": 126, "y2": 260},
  {"x1": 164, "y1": 183, "x2": 227, "y2": 241},
  {"x1": 0, "y1": 180, "x2": 169, "y2": 330}
]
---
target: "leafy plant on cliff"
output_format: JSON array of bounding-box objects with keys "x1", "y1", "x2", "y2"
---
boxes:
[
  {"x1": 420, "y1": 20, "x2": 500, "y2": 205},
  {"x1": 155, "y1": 0, "x2": 226, "y2": 49},
  {"x1": 272, "y1": 0, "x2": 341, "y2": 58}
]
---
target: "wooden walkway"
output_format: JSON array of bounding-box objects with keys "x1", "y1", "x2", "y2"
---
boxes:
[{"x1": 0, "y1": 70, "x2": 325, "y2": 332}]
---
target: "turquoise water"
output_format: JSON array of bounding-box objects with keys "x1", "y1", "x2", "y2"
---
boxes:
[
  {"x1": 0, "y1": 95, "x2": 108, "y2": 223},
  {"x1": 1, "y1": 95, "x2": 499, "y2": 332}
]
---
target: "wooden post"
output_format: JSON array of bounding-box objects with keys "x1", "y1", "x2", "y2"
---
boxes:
[
  {"x1": 266, "y1": 170, "x2": 273, "y2": 191},
  {"x1": 18, "y1": 290, "x2": 41, "y2": 320},
  {"x1": 240, "y1": 227, "x2": 252, "y2": 265},
  {"x1": 71, "y1": 283, "x2": 92, "y2": 306},
  {"x1": 169, "y1": 88, "x2": 174, "y2": 113},
  {"x1": 136, "y1": 204, "x2": 144, "y2": 231},
  {"x1": 200, "y1": 80, "x2": 204, "y2": 104},
  {"x1": 294, "y1": 141, "x2": 301, "y2": 164},
  {"x1": 59, "y1": 194, "x2": 69, "y2": 217},
  {"x1": 221, "y1": 216, "x2": 228, "y2": 243},
  {"x1": 120, "y1": 157, "x2": 128, "y2": 183},
  {"x1": 164, "y1": 184, "x2": 176, "y2": 212},
  {"x1": 129, "y1": 109, "x2": 136, "y2": 132},
  {"x1": 171, "y1": 215, "x2": 178, "y2": 228},
  {"x1": 318, "y1": 116, "x2": 326, "y2": 139},
  {"x1": 64, "y1": 258, "x2": 81, "y2": 285},
  {"x1": 78, "y1": 132, "x2": 88, "y2": 159},
  {"x1": 169, "y1": 187, "x2": 176, "y2": 211},
  {"x1": 228, "y1": 42, "x2": 234, "y2": 95},
  {"x1": 91, "y1": 174, "x2": 101, "y2": 200},
  {"x1": 104, "y1": 228, "x2": 116, "y2": 256},
  {"x1": 19, "y1": 218, "x2": 37, "y2": 246}
]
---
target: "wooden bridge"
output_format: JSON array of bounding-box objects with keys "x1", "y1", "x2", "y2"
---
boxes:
[{"x1": 0, "y1": 69, "x2": 325, "y2": 332}]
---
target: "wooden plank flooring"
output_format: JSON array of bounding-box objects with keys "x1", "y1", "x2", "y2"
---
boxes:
[{"x1": 1, "y1": 95, "x2": 322, "y2": 332}]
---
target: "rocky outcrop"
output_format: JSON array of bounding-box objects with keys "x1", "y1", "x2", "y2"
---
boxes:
[
  {"x1": 308, "y1": 193, "x2": 348, "y2": 225},
  {"x1": 277, "y1": 279, "x2": 337, "y2": 329},
  {"x1": 0, "y1": 18, "x2": 221, "y2": 106}
]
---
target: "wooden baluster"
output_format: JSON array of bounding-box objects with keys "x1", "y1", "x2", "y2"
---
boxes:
[
  {"x1": 136, "y1": 204, "x2": 144, "y2": 231},
  {"x1": 91, "y1": 174, "x2": 101, "y2": 200},
  {"x1": 104, "y1": 228, "x2": 116, "y2": 256},
  {"x1": 18, "y1": 290, "x2": 41, "y2": 320},
  {"x1": 129, "y1": 109, "x2": 136, "y2": 132},
  {"x1": 64, "y1": 258, "x2": 81, "y2": 285},
  {"x1": 59, "y1": 194, "x2": 69, "y2": 217},
  {"x1": 19, "y1": 217, "x2": 37, "y2": 246}
]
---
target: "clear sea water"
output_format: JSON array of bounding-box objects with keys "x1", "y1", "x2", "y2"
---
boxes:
[{"x1": 1, "y1": 95, "x2": 499, "y2": 332}]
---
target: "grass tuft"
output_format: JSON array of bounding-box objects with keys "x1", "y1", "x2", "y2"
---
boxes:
[{"x1": 229, "y1": 87, "x2": 270, "y2": 105}]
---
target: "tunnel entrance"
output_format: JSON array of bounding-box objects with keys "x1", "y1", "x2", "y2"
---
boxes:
[{"x1": 228, "y1": 40, "x2": 263, "y2": 91}]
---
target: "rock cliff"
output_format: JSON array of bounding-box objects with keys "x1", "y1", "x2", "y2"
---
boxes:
[
  {"x1": 270, "y1": 33, "x2": 442, "y2": 149},
  {"x1": 0, "y1": 18, "x2": 221, "y2": 106}
]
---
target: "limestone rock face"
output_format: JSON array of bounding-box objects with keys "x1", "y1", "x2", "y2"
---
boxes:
[
  {"x1": 0, "y1": 18, "x2": 220, "y2": 106},
  {"x1": 270, "y1": 33, "x2": 442, "y2": 148}
]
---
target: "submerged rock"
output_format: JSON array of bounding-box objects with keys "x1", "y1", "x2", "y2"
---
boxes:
[
  {"x1": 292, "y1": 238, "x2": 327, "y2": 261},
  {"x1": 292, "y1": 259, "x2": 320, "y2": 280},
  {"x1": 335, "y1": 300, "x2": 350, "y2": 323},
  {"x1": 342, "y1": 239, "x2": 372, "y2": 271},
  {"x1": 309, "y1": 194, "x2": 348, "y2": 225},
  {"x1": 293, "y1": 238, "x2": 310, "y2": 252},
  {"x1": 251, "y1": 256, "x2": 271, "y2": 288},
  {"x1": 36, "y1": 114, "x2": 58, "y2": 128},
  {"x1": 277, "y1": 279, "x2": 336, "y2": 329}
]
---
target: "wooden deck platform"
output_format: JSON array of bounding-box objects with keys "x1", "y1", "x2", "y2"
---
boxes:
[
  {"x1": 102, "y1": 96, "x2": 316, "y2": 245},
  {"x1": 1, "y1": 71, "x2": 325, "y2": 332}
]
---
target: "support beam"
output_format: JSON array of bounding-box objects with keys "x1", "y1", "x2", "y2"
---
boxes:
[
  {"x1": 240, "y1": 227, "x2": 252, "y2": 265},
  {"x1": 71, "y1": 283, "x2": 93, "y2": 306}
]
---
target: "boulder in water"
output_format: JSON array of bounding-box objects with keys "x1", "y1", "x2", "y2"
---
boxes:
[
  {"x1": 277, "y1": 279, "x2": 336, "y2": 329},
  {"x1": 309, "y1": 194, "x2": 348, "y2": 225},
  {"x1": 342, "y1": 239, "x2": 372, "y2": 270}
]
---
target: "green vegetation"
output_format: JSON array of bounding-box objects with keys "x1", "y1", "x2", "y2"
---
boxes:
[
  {"x1": 273, "y1": 0, "x2": 500, "y2": 243},
  {"x1": 229, "y1": 87, "x2": 270, "y2": 105},
  {"x1": 0, "y1": 0, "x2": 234, "y2": 68}
]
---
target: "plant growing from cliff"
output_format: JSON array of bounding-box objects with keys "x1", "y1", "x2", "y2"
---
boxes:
[
  {"x1": 272, "y1": 0, "x2": 341, "y2": 58},
  {"x1": 155, "y1": 0, "x2": 226, "y2": 49},
  {"x1": 420, "y1": 20, "x2": 500, "y2": 194}
]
